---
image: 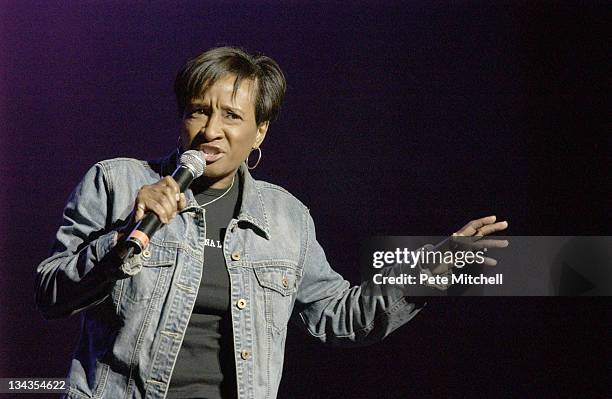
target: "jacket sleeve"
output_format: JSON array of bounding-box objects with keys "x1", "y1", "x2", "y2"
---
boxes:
[
  {"x1": 293, "y1": 208, "x2": 431, "y2": 346},
  {"x1": 35, "y1": 162, "x2": 139, "y2": 319}
]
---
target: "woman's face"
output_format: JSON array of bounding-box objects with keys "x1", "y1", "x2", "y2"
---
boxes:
[{"x1": 180, "y1": 74, "x2": 268, "y2": 189}]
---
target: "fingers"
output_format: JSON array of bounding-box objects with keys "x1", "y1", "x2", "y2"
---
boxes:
[
  {"x1": 455, "y1": 215, "x2": 509, "y2": 237},
  {"x1": 482, "y1": 257, "x2": 498, "y2": 266},
  {"x1": 134, "y1": 203, "x2": 146, "y2": 222},
  {"x1": 160, "y1": 190, "x2": 178, "y2": 222},
  {"x1": 466, "y1": 238, "x2": 509, "y2": 250},
  {"x1": 178, "y1": 193, "x2": 187, "y2": 211},
  {"x1": 476, "y1": 221, "x2": 508, "y2": 236},
  {"x1": 162, "y1": 176, "x2": 181, "y2": 195},
  {"x1": 153, "y1": 197, "x2": 175, "y2": 224},
  {"x1": 458, "y1": 215, "x2": 496, "y2": 235},
  {"x1": 472, "y1": 215, "x2": 497, "y2": 228},
  {"x1": 162, "y1": 176, "x2": 183, "y2": 218},
  {"x1": 450, "y1": 215, "x2": 509, "y2": 269},
  {"x1": 134, "y1": 177, "x2": 184, "y2": 224},
  {"x1": 162, "y1": 177, "x2": 187, "y2": 210}
]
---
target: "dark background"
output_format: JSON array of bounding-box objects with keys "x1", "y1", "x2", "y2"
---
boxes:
[{"x1": 1, "y1": 1, "x2": 610, "y2": 398}]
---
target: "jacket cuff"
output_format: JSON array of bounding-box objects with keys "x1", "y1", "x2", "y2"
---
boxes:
[{"x1": 95, "y1": 231, "x2": 144, "y2": 280}]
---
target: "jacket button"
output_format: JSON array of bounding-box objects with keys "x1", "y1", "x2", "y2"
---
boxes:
[
  {"x1": 231, "y1": 251, "x2": 241, "y2": 261},
  {"x1": 142, "y1": 249, "x2": 151, "y2": 259},
  {"x1": 281, "y1": 276, "x2": 289, "y2": 288},
  {"x1": 236, "y1": 299, "x2": 247, "y2": 309},
  {"x1": 240, "y1": 350, "x2": 251, "y2": 360}
]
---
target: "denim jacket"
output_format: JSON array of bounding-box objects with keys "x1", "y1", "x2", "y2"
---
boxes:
[{"x1": 36, "y1": 153, "x2": 425, "y2": 399}]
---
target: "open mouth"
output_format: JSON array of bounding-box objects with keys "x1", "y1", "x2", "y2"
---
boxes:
[{"x1": 199, "y1": 144, "x2": 225, "y2": 163}]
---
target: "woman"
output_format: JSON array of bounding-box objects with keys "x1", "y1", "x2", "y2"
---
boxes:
[{"x1": 36, "y1": 47, "x2": 508, "y2": 399}]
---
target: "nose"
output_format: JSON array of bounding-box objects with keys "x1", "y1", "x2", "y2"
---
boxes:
[{"x1": 200, "y1": 111, "x2": 224, "y2": 142}]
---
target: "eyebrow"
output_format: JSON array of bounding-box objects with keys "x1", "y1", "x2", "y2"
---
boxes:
[
  {"x1": 221, "y1": 104, "x2": 244, "y2": 115},
  {"x1": 187, "y1": 100, "x2": 244, "y2": 115}
]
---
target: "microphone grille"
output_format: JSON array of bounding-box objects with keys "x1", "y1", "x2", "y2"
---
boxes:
[{"x1": 179, "y1": 150, "x2": 206, "y2": 178}]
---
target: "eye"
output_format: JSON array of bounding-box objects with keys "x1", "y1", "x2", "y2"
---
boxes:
[
  {"x1": 226, "y1": 111, "x2": 242, "y2": 120},
  {"x1": 189, "y1": 107, "x2": 208, "y2": 118}
]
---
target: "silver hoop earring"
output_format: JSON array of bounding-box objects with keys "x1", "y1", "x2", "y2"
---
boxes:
[
  {"x1": 176, "y1": 135, "x2": 183, "y2": 155},
  {"x1": 247, "y1": 147, "x2": 262, "y2": 170}
]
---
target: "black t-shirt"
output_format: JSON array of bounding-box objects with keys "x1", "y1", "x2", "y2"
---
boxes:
[{"x1": 167, "y1": 177, "x2": 240, "y2": 399}]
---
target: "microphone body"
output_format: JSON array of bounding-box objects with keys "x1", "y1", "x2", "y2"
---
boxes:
[{"x1": 126, "y1": 150, "x2": 205, "y2": 254}]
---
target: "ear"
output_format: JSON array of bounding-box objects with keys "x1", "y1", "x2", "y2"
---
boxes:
[{"x1": 253, "y1": 121, "x2": 269, "y2": 149}]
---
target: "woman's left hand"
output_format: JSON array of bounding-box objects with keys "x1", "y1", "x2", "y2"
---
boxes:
[{"x1": 451, "y1": 215, "x2": 509, "y2": 266}]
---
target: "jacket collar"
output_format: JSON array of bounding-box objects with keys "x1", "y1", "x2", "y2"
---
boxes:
[
  {"x1": 158, "y1": 151, "x2": 271, "y2": 239},
  {"x1": 235, "y1": 163, "x2": 271, "y2": 239}
]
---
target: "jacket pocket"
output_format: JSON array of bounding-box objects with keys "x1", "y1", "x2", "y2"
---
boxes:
[
  {"x1": 123, "y1": 240, "x2": 176, "y2": 303},
  {"x1": 254, "y1": 264, "x2": 299, "y2": 332},
  {"x1": 66, "y1": 357, "x2": 110, "y2": 399}
]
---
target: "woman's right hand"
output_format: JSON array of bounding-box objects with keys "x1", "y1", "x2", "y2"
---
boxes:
[{"x1": 132, "y1": 176, "x2": 187, "y2": 224}]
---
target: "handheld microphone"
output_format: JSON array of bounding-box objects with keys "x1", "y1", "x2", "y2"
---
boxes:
[{"x1": 126, "y1": 150, "x2": 206, "y2": 254}]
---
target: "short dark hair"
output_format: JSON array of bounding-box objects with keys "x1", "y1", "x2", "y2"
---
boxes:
[{"x1": 174, "y1": 47, "x2": 286, "y2": 125}]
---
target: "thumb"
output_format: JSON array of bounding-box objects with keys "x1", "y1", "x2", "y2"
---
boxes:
[{"x1": 134, "y1": 203, "x2": 145, "y2": 222}]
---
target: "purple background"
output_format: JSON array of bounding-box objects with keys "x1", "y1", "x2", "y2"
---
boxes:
[{"x1": 1, "y1": 1, "x2": 610, "y2": 397}]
